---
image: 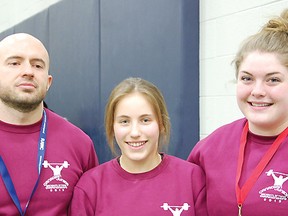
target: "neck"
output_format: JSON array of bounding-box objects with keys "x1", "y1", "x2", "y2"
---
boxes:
[
  {"x1": 0, "y1": 103, "x2": 44, "y2": 125},
  {"x1": 119, "y1": 153, "x2": 162, "y2": 174},
  {"x1": 249, "y1": 122, "x2": 288, "y2": 136}
]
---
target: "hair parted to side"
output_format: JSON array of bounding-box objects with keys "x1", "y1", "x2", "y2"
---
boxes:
[
  {"x1": 105, "y1": 77, "x2": 171, "y2": 156},
  {"x1": 233, "y1": 9, "x2": 288, "y2": 77}
]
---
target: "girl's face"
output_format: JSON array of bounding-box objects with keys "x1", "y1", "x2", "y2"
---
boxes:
[
  {"x1": 113, "y1": 92, "x2": 160, "y2": 173},
  {"x1": 237, "y1": 51, "x2": 288, "y2": 135}
]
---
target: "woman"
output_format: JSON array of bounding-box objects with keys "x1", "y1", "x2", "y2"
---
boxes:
[
  {"x1": 188, "y1": 9, "x2": 288, "y2": 215},
  {"x1": 69, "y1": 77, "x2": 207, "y2": 215}
]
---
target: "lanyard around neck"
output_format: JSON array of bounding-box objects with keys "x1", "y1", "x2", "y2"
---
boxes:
[
  {"x1": 235, "y1": 121, "x2": 288, "y2": 215},
  {"x1": 0, "y1": 110, "x2": 47, "y2": 216}
]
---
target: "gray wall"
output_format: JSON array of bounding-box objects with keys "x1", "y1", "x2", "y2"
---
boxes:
[{"x1": 0, "y1": 0, "x2": 199, "y2": 163}]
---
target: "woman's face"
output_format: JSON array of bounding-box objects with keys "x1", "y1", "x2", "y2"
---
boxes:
[
  {"x1": 237, "y1": 51, "x2": 288, "y2": 135},
  {"x1": 113, "y1": 92, "x2": 160, "y2": 172}
]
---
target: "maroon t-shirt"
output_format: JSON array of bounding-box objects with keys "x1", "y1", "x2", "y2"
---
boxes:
[
  {"x1": 0, "y1": 108, "x2": 98, "y2": 215},
  {"x1": 70, "y1": 154, "x2": 207, "y2": 216}
]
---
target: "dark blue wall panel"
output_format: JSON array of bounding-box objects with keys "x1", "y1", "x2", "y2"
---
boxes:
[
  {"x1": 47, "y1": 0, "x2": 103, "y2": 159},
  {"x1": 0, "y1": 0, "x2": 199, "y2": 163}
]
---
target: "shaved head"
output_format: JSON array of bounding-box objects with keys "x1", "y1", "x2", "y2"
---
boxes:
[{"x1": 0, "y1": 33, "x2": 50, "y2": 68}]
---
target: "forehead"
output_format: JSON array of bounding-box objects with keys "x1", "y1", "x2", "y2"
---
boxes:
[
  {"x1": 0, "y1": 34, "x2": 49, "y2": 64},
  {"x1": 115, "y1": 93, "x2": 155, "y2": 114},
  {"x1": 243, "y1": 51, "x2": 280, "y2": 63},
  {"x1": 240, "y1": 51, "x2": 287, "y2": 73}
]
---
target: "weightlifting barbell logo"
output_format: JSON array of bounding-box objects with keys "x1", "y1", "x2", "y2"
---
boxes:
[
  {"x1": 266, "y1": 169, "x2": 288, "y2": 188},
  {"x1": 161, "y1": 203, "x2": 190, "y2": 215},
  {"x1": 42, "y1": 160, "x2": 70, "y2": 192},
  {"x1": 42, "y1": 160, "x2": 70, "y2": 177},
  {"x1": 42, "y1": 160, "x2": 70, "y2": 168},
  {"x1": 266, "y1": 169, "x2": 288, "y2": 177}
]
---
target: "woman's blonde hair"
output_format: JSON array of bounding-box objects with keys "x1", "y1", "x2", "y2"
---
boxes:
[
  {"x1": 233, "y1": 9, "x2": 288, "y2": 77},
  {"x1": 105, "y1": 77, "x2": 171, "y2": 155}
]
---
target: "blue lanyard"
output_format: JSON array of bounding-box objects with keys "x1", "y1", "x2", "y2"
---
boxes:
[{"x1": 0, "y1": 110, "x2": 47, "y2": 216}]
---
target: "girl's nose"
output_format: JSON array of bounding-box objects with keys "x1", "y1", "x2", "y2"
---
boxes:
[
  {"x1": 130, "y1": 122, "x2": 141, "y2": 138},
  {"x1": 251, "y1": 82, "x2": 266, "y2": 97}
]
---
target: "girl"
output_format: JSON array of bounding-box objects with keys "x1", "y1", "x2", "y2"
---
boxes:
[
  {"x1": 188, "y1": 9, "x2": 288, "y2": 216},
  {"x1": 69, "y1": 77, "x2": 207, "y2": 216}
]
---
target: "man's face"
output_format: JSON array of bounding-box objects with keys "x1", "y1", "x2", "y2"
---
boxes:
[{"x1": 0, "y1": 34, "x2": 52, "y2": 112}]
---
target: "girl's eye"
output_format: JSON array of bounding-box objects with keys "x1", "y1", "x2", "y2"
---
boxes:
[
  {"x1": 119, "y1": 119, "x2": 129, "y2": 125},
  {"x1": 142, "y1": 118, "x2": 151, "y2": 124},
  {"x1": 268, "y1": 77, "x2": 281, "y2": 83},
  {"x1": 240, "y1": 76, "x2": 252, "y2": 82}
]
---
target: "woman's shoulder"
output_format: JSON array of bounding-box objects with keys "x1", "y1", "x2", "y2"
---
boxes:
[
  {"x1": 200, "y1": 118, "x2": 246, "y2": 142},
  {"x1": 76, "y1": 159, "x2": 116, "y2": 185},
  {"x1": 164, "y1": 154, "x2": 203, "y2": 172}
]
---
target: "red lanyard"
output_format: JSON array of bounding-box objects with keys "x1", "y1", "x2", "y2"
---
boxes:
[{"x1": 235, "y1": 121, "x2": 288, "y2": 216}]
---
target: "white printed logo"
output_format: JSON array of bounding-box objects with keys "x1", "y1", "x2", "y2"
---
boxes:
[
  {"x1": 161, "y1": 203, "x2": 190, "y2": 215},
  {"x1": 42, "y1": 160, "x2": 70, "y2": 192},
  {"x1": 259, "y1": 169, "x2": 288, "y2": 203}
]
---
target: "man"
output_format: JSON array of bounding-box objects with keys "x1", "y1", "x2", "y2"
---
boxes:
[{"x1": 0, "y1": 33, "x2": 98, "y2": 215}]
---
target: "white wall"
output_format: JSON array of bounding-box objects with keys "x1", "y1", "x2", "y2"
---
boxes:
[
  {"x1": 0, "y1": 0, "x2": 62, "y2": 32},
  {"x1": 0, "y1": 0, "x2": 287, "y2": 140}
]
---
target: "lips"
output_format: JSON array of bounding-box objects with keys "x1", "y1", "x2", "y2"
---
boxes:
[
  {"x1": 249, "y1": 102, "x2": 272, "y2": 107},
  {"x1": 126, "y1": 141, "x2": 147, "y2": 147},
  {"x1": 19, "y1": 83, "x2": 35, "y2": 87},
  {"x1": 16, "y1": 81, "x2": 37, "y2": 89}
]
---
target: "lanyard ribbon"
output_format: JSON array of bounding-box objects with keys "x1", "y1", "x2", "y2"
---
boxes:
[
  {"x1": 235, "y1": 121, "x2": 288, "y2": 215},
  {"x1": 0, "y1": 110, "x2": 47, "y2": 216}
]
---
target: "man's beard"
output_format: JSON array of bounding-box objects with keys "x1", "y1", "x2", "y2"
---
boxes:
[{"x1": 0, "y1": 94, "x2": 44, "y2": 113}]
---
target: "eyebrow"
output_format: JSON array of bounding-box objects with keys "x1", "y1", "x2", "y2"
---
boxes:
[
  {"x1": 239, "y1": 71, "x2": 281, "y2": 76},
  {"x1": 115, "y1": 115, "x2": 129, "y2": 119},
  {"x1": 115, "y1": 114, "x2": 154, "y2": 119},
  {"x1": 5, "y1": 56, "x2": 22, "y2": 62},
  {"x1": 5, "y1": 56, "x2": 46, "y2": 67}
]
